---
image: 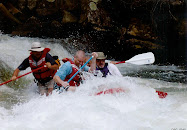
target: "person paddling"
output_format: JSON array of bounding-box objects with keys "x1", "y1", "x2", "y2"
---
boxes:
[
  {"x1": 53, "y1": 50, "x2": 98, "y2": 92},
  {"x1": 11, "y1": 42, "x2": 59, "y2": 96},
  {"x1": 95, "y1": 52, "x2": 122, "y2": 77}
]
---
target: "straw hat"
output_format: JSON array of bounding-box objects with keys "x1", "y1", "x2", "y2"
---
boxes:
[
  {"x1": 29, "y1": 42, "x2": 44, "y2": 52},
  {"x1": 96, "y1": 52, "x2": 107, "y2": 59}
]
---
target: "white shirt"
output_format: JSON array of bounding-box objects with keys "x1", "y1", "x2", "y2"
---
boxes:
[{"x1": 107, "y1": 63, "x2": 122, "y2": 77}]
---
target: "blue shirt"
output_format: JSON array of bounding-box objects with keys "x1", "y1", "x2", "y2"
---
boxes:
[{"x1": 55, "y1": 61, "x2": 89, "y2": 80}]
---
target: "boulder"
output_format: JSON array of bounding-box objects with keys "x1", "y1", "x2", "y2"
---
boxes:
[
  {"x1": 27, "y1": 0, "x2": 38, "y2": 10},
  {"x1": 11, "y1": 16, "x2": 41, "y2": 36},
  {"x1": 36, "y1": 0, "x2": 58, "y2": 16},
  {"x1": 18, "y1": 0, "x2": 26, "y2": 10},
  {"x1": 0, "y1": 3, "x2": 22, "y2": 24},
  {"x1": 62, "y1": 10, "x2": 77, "y2": 23}
]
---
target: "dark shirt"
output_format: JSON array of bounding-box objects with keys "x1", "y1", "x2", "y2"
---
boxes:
[{"x1": 18, "y1": 53, "x2": 57, "y2": 70}]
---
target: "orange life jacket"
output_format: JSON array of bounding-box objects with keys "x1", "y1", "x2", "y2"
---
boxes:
[
  {"x1": 62, "y1": 58, "x2": 81, "y2": 86},
  {"x1": 29, "y1": 48, "x2": 57, "y2": 83}
]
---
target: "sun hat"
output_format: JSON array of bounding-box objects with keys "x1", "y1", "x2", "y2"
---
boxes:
[
  {"x1": 96, "y1": 52, "x2": 107, "y2": 59},
  {"x1": 29, "y1": 42, "x2": 44, "y2": 52}
]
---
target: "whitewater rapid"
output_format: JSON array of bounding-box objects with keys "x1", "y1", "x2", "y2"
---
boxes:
[{"x1": 0, "y1": 34, "x2": 187, "y2": 130}]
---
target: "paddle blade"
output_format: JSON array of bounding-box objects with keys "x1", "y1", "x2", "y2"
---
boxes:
[
  {"x1": 156, "y1": 91, "x2": 168, "y2": 98},
  {"x1": 125, "y1": 52, "x2": 155, "y2": 65}
]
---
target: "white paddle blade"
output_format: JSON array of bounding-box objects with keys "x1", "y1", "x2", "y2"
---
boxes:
[{"x1": 125, "y1": 52, "x2": 155, "y2": 65}]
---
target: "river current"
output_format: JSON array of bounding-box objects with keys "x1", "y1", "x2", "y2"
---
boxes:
[{"x1": 0, "y1": 34, "x2": 187, "y2": 130}]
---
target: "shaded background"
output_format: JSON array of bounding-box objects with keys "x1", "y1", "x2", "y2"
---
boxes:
[{"x1": 0, "y1": 0, "x2": 186, "y2": 65}]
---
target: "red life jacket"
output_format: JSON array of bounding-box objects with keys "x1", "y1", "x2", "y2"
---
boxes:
[
  {"x1": 62, "y1": 58, "x2": 71, "y2": 63},
  {"x1": 62, "y1": 58, "x2": 81, "y2": 86},
  {"x1": 29, "y1": 48, "x2": 57, "y2": 83}
]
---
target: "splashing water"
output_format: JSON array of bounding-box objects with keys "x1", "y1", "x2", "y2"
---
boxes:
[{"x1": 0, "y1": 34, "x2": 187, "y2": 129}]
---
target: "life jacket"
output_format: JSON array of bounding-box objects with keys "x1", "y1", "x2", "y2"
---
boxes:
[
  {"x1": 62, "y1": 58, "x2": 72, "y2": 63},
  {"x1": 29, "y1": 48, "x2": 57, "y2": 84},
  {"x1": 62, "y1": 58, "x2": 81, "y2": 86},
  {"x1": 96, "y1": 63, "x2": 110, "y2": 77}
]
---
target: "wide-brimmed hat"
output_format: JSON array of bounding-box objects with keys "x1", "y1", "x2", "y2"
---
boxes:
[
  {"x1": 96, "y1": 52, "x2": 107, "y2": 59},
  {"x1": 29, "y1": 42, "x2": 44, "y2": 52}
]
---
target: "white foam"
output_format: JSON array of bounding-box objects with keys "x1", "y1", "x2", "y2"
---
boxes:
[{"x1": 0, "y1": 35, "x2": 187, "y2": 129}]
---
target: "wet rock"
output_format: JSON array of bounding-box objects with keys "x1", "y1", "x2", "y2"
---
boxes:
[
  {"x1": 87, "y1": 8, "x2": 111, "y2": 28},
  {"x1": 0, "y1": 0, "x2": 185, "y2": 65},
  {"x1": 126, "y1": 39, "x2": 163, "y2": 50},
  {"x1": 79, "y1": 0, "x2": 89, "y2": 24},
  {"x1": 27, "y1": 0, "x2": 38, "y2": 10},
  {"x1": 18, "y1": 0, "x2": 26, "y2": 10},
  {"x1": 177, "y1": 19, "x2": 185, "y2": 38},
  {"x1": 11, "y1": 16, "x2": 41, "y2": 36},
  {"x1": 89, "y1": 2, "x2": 97, "y2": 11},
  {"x1": 36, "y1": 0, "x2": 58, "y2": 16},
  {"x1": 47, "y1": 0, "x2": 55, "y2": 2},
  {"x1": 61, "y1": 0, "x2": 80, "y2": 11},
  {"x1": 0, "y1": 3, "x2": 22, "y2": 24},
  {"x1": 62, "y1": 10, "x2": 78, "y2": 23},
  {"x1": 6, "y1": 2, "x2": 22, "y2": 15},
  {"x1": 51, "y1": 20, "x2": 62, "y2": 28},
  {"x1": 170, "y1": 0, "x2": 184, "y2": 6},
  {"x1": 127, "y1": 18, "x2": 157, "y2": 40}
]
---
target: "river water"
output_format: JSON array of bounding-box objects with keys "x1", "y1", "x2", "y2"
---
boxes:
[{"x1": 0, "y1": 34, "x2": 187, "y2": 130}]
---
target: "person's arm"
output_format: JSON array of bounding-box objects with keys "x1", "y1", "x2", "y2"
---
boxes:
[
  {"x1": 53, "y1": 75, "x2": 76, "y2": 91},
  {"x1": 11, "y1": 68, "x2": 20, "y2": 81},
  {"x1": 110, "y1": 61, "x2": 117, "y2": 64},
  {"x1": 53, "y1": 62, "x2": 72, "y2": 87},
  {"x1": 108, "y1": 63, "x2": 122, "y2": 76},
  {"x1": 45, "y1": 62, "x2": 59, "y2": 70},
  {"x1": 11, "y1": 58, "x2": 30, "y2": 80},
  {"x1": 89, "y1": 52, "x2": 98, "y2": 72},
  {"x1": 53, "y1": 75, "x2": 69, "y2": 87},
  {"x1": 45, "y1": 53, "x2": 59, "y2": 70}
]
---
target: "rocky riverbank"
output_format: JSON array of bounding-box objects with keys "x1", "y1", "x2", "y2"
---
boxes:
[{"x1": 0, "y1": 0, "x2": 186, "y2": 65}]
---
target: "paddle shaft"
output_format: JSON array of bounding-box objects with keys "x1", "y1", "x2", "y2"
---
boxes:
[
  {"x1": 115, "y1": 61, "x2": 125, "y2": 64},
  {"x1": 112, "y1": 53, "x2": 168, "y2": 97},
  {"x1": 67, "y1": 56, "x2": 93, "y2": 83},
  {"x1": 0, "y1": 66, "x2": 45, "y2": 86},
  {"x1": 55, "y1": 56, "x2": 93, "y2": 91}
]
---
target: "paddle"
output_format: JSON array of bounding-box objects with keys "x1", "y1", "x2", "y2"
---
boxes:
[
  {"x1": 55, "y1": 56, "x2": 94, "y2": 91},
  {"x1": 115, "y1": 52, "x2": 155, "y2": 65},
  {"x1": 102, "y1": 52, "x2": 167, "y2": 98},
  {"x1": 68, "y1": 56, "x2": 93, "y2": 83},
  {"x1": 0, "y1": 66, "x2": 45, "y2": 86},
  {"x1": 95, "y1": 89, "x2": 168, "y2": 99},
  {"x1": 156, "y1": 90, "x2": 168, "y2": 98}
]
